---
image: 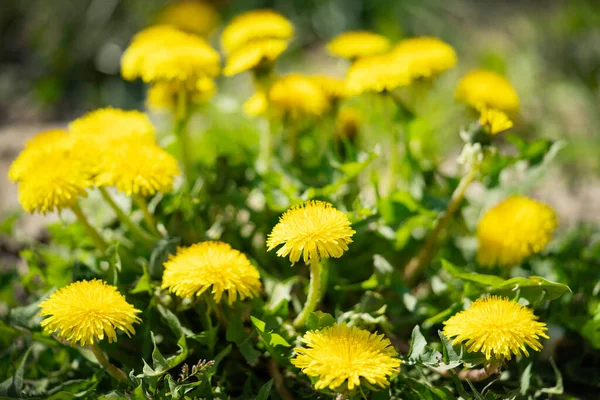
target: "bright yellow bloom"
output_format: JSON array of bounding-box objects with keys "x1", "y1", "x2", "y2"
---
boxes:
[
  {"x1": 292, "y1": 323, "x2": 401, "y2": 391},
  {"x1": 95, "y1": 143, "x2": 180, "y2": 197},
  {"x1": 224, "y1": 38, "x2": 288, "y2": 76},
  {"x1": 455, "y1": 69, "x2": 520, "y2": 113},
  {"x1": 162, "y1": 241, "x2": 262, "y2": 304},
  {"x1": 243, "y1": 92, "x2": 268, "y2": 117},
  {"x1": 39, "y1": 279, "x2": 141, "y2": 347},
  {"x1": 158, "y1": 0, "x2": 219, "y2": 37},
  {"x1": 477, "y1": 196, "x2": 557, "y2": 267},
  {"x1": 327, "y1": 31, "x2": 390, "y2": 59},
  {"x1": 17, "y1": 150, "x2": 92, "y2": 214},
  {"x1": 69, "y1": 108, "x2": 156, "y2": 145},
  {"x1": 310, "y1": 75, "x2": 347, "y2": 100},
  {"x1": 8, "y1": 129, "x2": 72, "y2": 182},
  {"x1": 121, "y1": 25, "x2": 220, "y2": 83},
  {"x1": 269, "y1": 74, "x2": 330, "y2": 118},
  {"x1": 392, "y1": 37, "x2": 457, "y2": 79},
  {"x1": 346, "y1": 53, "x2": 413, "y2": 95},
  {"x1": 267, "y1": 200, "x2": 355, "y2": 264},
  {"x1": 443, "y1": 296, "x2": 549, "y2": 361},
  {"x1": 221, "y1": 9, "x2": 293, "y2": 54},
  {"x1": 147, "y1": 77, "x2": 216, "y2": 112},
  {"x1": 478, "y1": 107, "x2": 513, "y2": 135}
]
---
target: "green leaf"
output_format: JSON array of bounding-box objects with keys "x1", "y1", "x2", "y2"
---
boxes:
[
  {"x1": 441, "y1": 260, "x2": 505, "y2": 288},
  {"x1": 149, "y1": 237, "x2": 180, "y2": 278},
  {"x1": 0, "y1": 347, "x2": 31, "y2": 396},
  {"x1": 407, "y1": 326, "x2": 427, "y2": 361},
  {"x1": 131, "y1": 265, "x2": 153, "y2": 294},
  {"x1": 256, "y1": 379, "x2": 274, "y2": 400},
  {"x1": 492, "y1": 276, "x2": 571, "y2": 302},
  {"x1": 520, "y1": 362, "x2": 533, "y2": 395},
  {"x1": 537, "y1": 358, "x2": 563, "y2": 396},
  {"x1": 306, "y1": 311, "x2": 335, "y2": 331}
]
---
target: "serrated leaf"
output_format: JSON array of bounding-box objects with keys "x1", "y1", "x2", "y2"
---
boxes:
[
  {"x1": 492, "y1": 276, "x2": 571, "y2": 302},
  {"x1": 441, "y1": 260, "x2": 505, "y2": 287},
  {"x1": 0, "y1": 347, "x2": 31, "y2": 396},
  {"x1": 520, "y1": 362, "x2": 532, "y2": 395},
  {"x1": 306, "y1": 311, "x2": 335, "y2": 331}
]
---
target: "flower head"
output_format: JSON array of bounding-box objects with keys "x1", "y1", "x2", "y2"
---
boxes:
[
  {"x1": 95, "y1": 143, "x2": 180, "y2": 197},
  {"x1": 162, "y1": 241, "x2": 262, "y2": 304},
  {"x1": 392, "y1": 37, "x2": 457, "y2": 79},
  {"x1": 147, "y1": 77, "x2": 216, "y2": 112},
  {"x1": 310, "y1": 75, "x2": 347, "y2": 101},
  {"x1": 39, "y1": 279, "x2": 141, "y2": 347},
  {"x1": 243, "y1": 91, "x2": 268, "y2": 117},
  {"x1": 122, "y1": 25, "x2": 220, "y2": 83},
  {"x1": 478, "y1": 107, "x2": 513, "y2": 135},
  {"x1": 327, "y1": 31, "x2": 390, "y2": 60},
  {"x1": 443, "y1": 296, "x2": 549, "y2": 360},
  {"x1": 158, "y1": 0, "x2": 219, "y2": 36},
  {"x1": 17, "y1": 150, "x2": 92, "y2": 214},
  {"x1": 455, "y1": 69, "x2": 520, "y2": 113},
  {"x1": 346, "y1": 53, "x2": 413, "y2": 95},
  {"x1": 267, "y1": 200, "x2": 355, "y2": 264},
  {"x1": 69, "y1": 108, "x2": 156, "y2": 145},
  {"x1": 269, "y1": 74, "x2": 330, "y2": 118},
  {"x1": 477, "y1": 196, "x2": 557, "y2": 267},
  {"x1": 292, "y1": 323, "x2": 400, "y2": 391},
  {"x1": 221, "y1": 9, "x2": 293, "y2": 54},
  {"x1": 224, "y1": 38, "x2": 288, "y2": 76}
]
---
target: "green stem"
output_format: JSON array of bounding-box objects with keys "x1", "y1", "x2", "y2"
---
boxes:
[
  {"x1": 91, "y1": 345, "x2": 130, "y2": 385},
  {"x1": 257, "y1": 116, "x2": 273, "y2": 173},
  {"x1": 383, "y1": 95, "x2": 399, "y2": 197},
  {"x1": 293, "y1": 260, "x2": 323, "y2": 328},
  {"x1": 70, "y1": 202, "x2": 108, "y2": 252},
  {"x1": 175, "y1": 88, "x2": 193, "y2": 188},
  {"x1": 403, "y1": 163, "x2": 480, "y2": 286},
  {"x1": 134, "y1": 196, "x2": 160, "y2": 237},
  {"x1": 99, "y1": 188, "x2": 156, "y2": 243}
]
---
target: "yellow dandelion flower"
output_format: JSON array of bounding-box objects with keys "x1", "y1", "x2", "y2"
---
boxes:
[
  {"x1": 121, "y1": 25, "x2": 220, "y2": 83},
  {"x1": 8, "y1": 129, "x2": 72, "y2": 182},
  {"x1": 243, "y1": 91, "x2": 268, "y2": 117},
  {"x1": 478, "y1": 107, "x2": 513, "y2": 135},
  {"x1": 161, "y1": 241, "x2": 262, "y2": 304},
  {"x1": 39, "y1": 279, "x2": 141, "y2": 347},
  {"x1": 455, "y1": 69, "x2": 520, "y2": 113},
  {"x1": 346, "y1": 53, "x2": 413, "y2": 95},
  {"x1": 392, "y1": 36, "x2": 457, "y2": 79},
  {"x1": 268, "y1": 74, "x2": 330, "y2": 118},
  {"x1": 327, "y1": 31, "x2": 390, "y2": 60},
  {"x1": 221, "y1": 9, "x2": 293, "y2": 54},
  {"x1": 309, "y1": 75, "x2": 347, "y2": 100},
  {"x1": 158, "y1": 0, "x2": 219, "y2": 37},
  {"x1": 95, "y1": 143, "x2": 180, "y2": 197},
  {"x1": 477, "y1": 196, "x2": 558, "y2": 267},
  {"x1": 147, "y1": 77, "x2": 216, "y2": 112},
  {"x1": 17, "y1": 151, "x2": 92, "y2": 215},
  {"x1": 223, "y1": 38, "x2": 288, "y2": 76},
  {"x1": 292, "y1": 323, "x2": 401, "y2": 391},
  {"x1": 335, "y1": 107, "x2": 362, "y2": 140},
  {"x1": 69, "y1": 107, "x2": 156, "y2": 145},
  {"x1": 267, "y1": 200, "x2": 355, "y2": 264},
  {"x1": 443, "y1": 296, "x2": 549, "y2": 361}
]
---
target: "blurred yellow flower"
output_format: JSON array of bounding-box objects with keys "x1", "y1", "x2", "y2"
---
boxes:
[
  {"x1": 158, "y1": 0, "x2": 220, "y2": 37},
  {"x1": 162, "y1": 241, "x2": 262, "y2": 304},
  {"x1": 327, "y1": 31, "x2": 390, "y2": 59},
  {"x1": 335, "y1": 107, "x2": 362, "y2": 140},
  {"x1": 224, "y1": 38, "x2": 288, "y2": 76},
  {"x1": 243, "y1": 91, "x2": 268, "y2": 117},
  {"x1": 292, "y1": 323, "x2": 400, "y2": 391},
  {"x1": 121, "y1": 25, "x2": 220, "y2": 83},
  {"x1": 346, "y1": 53, "x2": 413, "y2": 95},
  {"x1": 455, "y1": 69, "x2": 520, "y2": 113},
  {"x1": 477, "y1": 196, "x2": 557, "y2": 267},
  {"x1": 17, "y1": 150, "x2": 92, "y2": 215},
  {"x1": 69, "y1": 107, "x2": 156, "y2": 144},
  {"x1": 221, "y1": 9, "x2": 293, "y2": 54},
  {"x1": 95, "y1": 143, "x2": 180, "y2": 197},
  {"x1": 309, "y1": 75, "x2": 347, "y2": 101},
  {"x1": 269, "y1": 74, "x2": 330, "y2": 118},
  {"x1": 40, "y1": 279, "x2": 141, "y2": 347},
  {"x1": 392, "y1": 36, "x2": 457, "y2": 79},
  {"x1": 478, "y1": 107, "x2": 513, "y2": 135},
  {"x1": 267, "y1": 200, "x2": 355, "y2": 264},
  {"x1": 8, "y1": 129, "x2": 72, "y2": 182},
  {"x1": 147, "y1": 77, "x2": 216, "y2": 112},
  {"x1": 443, "y1": 296, "x2": 548, "y2": 360}
]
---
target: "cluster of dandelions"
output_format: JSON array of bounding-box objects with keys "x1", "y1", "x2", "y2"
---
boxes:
[{"x1": 8, "y1": 3, "x2": 562, "y2": 397}]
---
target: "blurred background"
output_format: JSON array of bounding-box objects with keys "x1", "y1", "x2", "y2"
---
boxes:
[{"x1": 1, "y1": 0, "x2": 599, "y2": 228}]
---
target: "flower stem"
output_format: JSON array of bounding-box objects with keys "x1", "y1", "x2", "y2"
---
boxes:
[
  {"x1": 99, "y1": 188, "x2": 156, "y2": 243},
  {"x1": 133, "y1": 196, "x2": 160, "y2": 237},
  {"x1": 91, "y1": 345, "x2": 130, "y2": 385},
  {"x1": 383, "y1": 95, "x2": 399, "y2": 197},
  {"x1": 70, "y1": 202, "x2": 108, "y2": 253},
  {"x1": 175, "y1": 88, "x2": 193, "y2": 188},
  {"x1": 403, "y1": 162, "x2": 480, "y2": 286},
  {"x1": 293, "y1": 259, "x2": 323, "y2": 328}
]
